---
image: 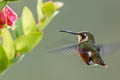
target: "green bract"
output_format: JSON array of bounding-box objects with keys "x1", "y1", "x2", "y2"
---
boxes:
[
  {"x1": 22, "y1": 7, "x2": 37, "y2": 34},
  {"x1": 37, "y1": 0, "x2": 62, "y2": 30},
  {"x1": 1, "y1": 28, "x2": 16, "y2": 60},
  {"x1": 0, "y1": 0, "x2": 63, "y2": 74},
  {"x1": 0, "y1": 45, "x2": 9, "y2": 73},
  {"x1": 0, "y1": 0, "x2": 19, "y2": 10},
  {"x1": 15, "y1": 32, "x2": 43, "y2": 53},
  {"x1": 42, "y1": 1, "x2": 56, "y2": 17}
]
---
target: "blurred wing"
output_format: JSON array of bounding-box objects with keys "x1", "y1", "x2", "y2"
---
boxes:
[
  {"x1": 97, "y1": 43, "x2": 120, "y2": 54},
  {"x1": 49, "y1": 44, "x2": 78, "y2": 55}
]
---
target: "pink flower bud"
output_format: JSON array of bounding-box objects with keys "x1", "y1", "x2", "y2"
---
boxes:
[
  {"x1": 5, "y1": 6, "x2": 18, "y2": 26},
  {"x1": 0, "y1": 5, "x2": 18, "y2": 29}
]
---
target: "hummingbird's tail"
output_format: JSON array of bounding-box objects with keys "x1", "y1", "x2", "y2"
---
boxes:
[
  {"x1": 60, "y1": 30, "x2": 78, "y2": 35},
  {"x1": 103, "y1": 64, "x2": 108, "y2": 68}
]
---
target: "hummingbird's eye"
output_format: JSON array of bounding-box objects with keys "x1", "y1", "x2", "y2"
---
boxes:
[
  {"x1": 81, "y1": 33, "x2": 86, "y2": 40},
  {"x1": 80, "y1": 33, "x2": 89, "y2": 42}
]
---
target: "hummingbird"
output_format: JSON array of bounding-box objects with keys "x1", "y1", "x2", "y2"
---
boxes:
[{"x1": 59, "y1": 30, "x2": 108, "y2": 68}]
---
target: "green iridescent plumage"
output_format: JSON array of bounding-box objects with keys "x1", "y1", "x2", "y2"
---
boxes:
[{"x1": 60, "y1": 30, "x2": 107, "y2": 68}]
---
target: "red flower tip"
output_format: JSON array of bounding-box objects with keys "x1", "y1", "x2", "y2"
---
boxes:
[{"x1": 0, "y1": 24, "x2": 4, "y2": 29}]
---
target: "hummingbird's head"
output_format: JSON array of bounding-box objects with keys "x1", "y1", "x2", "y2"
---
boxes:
[{"x1": 60, "y1": 30, "x2": 95, "y2": 43}]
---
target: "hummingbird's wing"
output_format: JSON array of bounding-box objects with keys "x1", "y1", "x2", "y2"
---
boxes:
[
  {"x1": 97, "y1": 43, "x2": 120, "y2": 54},
  {"x1": 49, "y1": 44, "x2": 78, "y2": 55}
]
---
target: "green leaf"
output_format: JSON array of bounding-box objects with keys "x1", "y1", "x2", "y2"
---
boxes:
[
  {"x1": 2, "y1": 28, "x2": 16, "y2": 60},
  {"x1": 0, "y1": 44, "x2": 9, "y2": 73},
  {"x1": 42, "y1": 1, "x2": 56, "y2": 17},
  {"x1": 37, "y1": 0, "x2": 44, "y2": 20},
  {"x1": 22, "y1": 7, "x2": 37, "y2": 34},
  {"x1": 15, "y1": 32, "x2": 43, "y2": 53},
  {"x1": 0, "y1": 1, "x2": 7, "y2": 10},
  {"x1": 14, "y1": 17, "x2": 24, "y2": 38}
]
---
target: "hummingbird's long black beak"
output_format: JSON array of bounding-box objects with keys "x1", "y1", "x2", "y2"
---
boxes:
[{"x1": 60, "y1": 30, "x2": 79, "y2": 35}]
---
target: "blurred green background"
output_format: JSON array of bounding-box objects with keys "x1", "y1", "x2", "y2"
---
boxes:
[{"x1": 1, "y1": 0, "x2": 120, "y2": 80}]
